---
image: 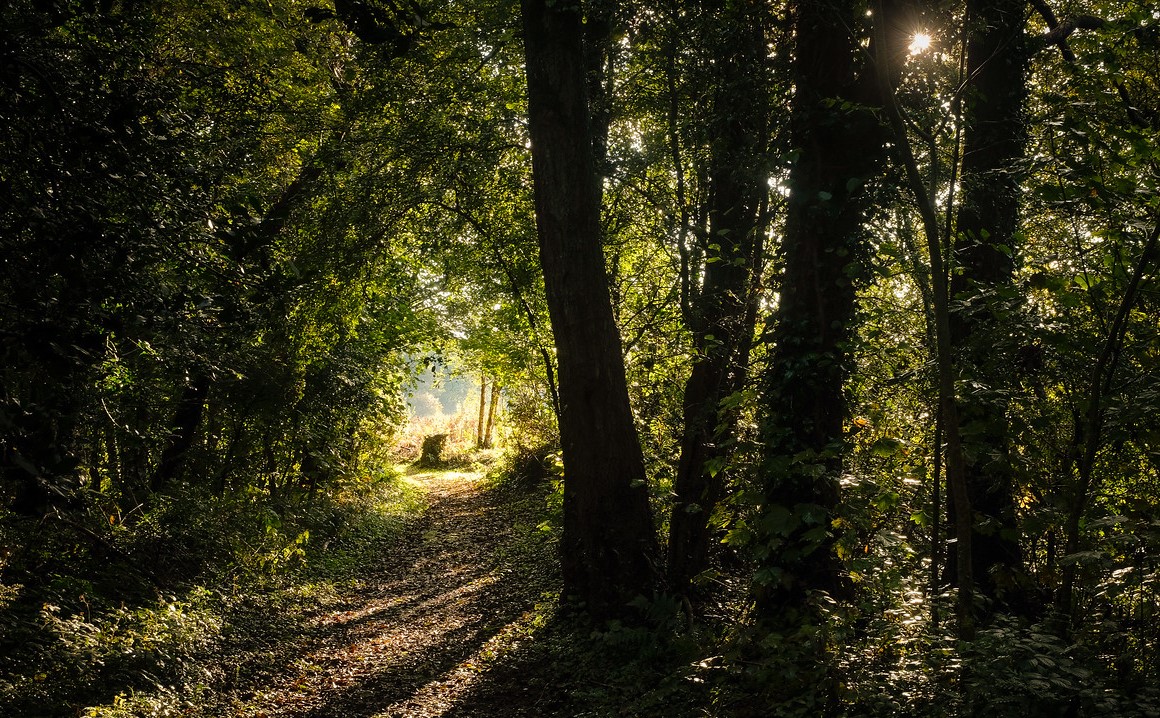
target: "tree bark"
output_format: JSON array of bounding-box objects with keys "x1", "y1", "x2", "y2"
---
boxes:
[
  {"x1": 948, "y1": 0, "x2": 1031, "y2": 610},
  {"x1": 484, "y1": 383, "x2": 500, "y2": 449},
  {"x1": 754, "y1": 0, "x2": 892, "y2": 620},
  {"x1": 667, "y1": 0, "x2": 769, "y2": 599},
  {"x1": 477, "y1": 375, "x2": 487, "y2": 448},
  {"x1": 520, "y1": 0, "x2": 658, "y2": 620}
]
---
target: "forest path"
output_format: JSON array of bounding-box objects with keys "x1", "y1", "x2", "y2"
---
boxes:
[{"x1": 228, "y1": 468, "x2": 553, "y2": 718}]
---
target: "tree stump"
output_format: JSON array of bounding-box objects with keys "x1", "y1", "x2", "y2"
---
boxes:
[{"x1": 417, "y1": 433, "x2": 448, "y2": 468}]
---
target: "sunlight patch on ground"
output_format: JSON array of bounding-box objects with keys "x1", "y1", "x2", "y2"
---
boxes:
[
  {"x1": 311, "y1": 576, "x2": 499, "y2": 630},
  {"x1": 402, "y1": 466, "x2": 485, "y2": 484},
  {"x1": 415, "y1": 470, "x2": 484, "y2": 483},
  {"x1": 371, "y1": 608, "x2": 542, "y2": 718},
  {"x1": 214, "y1": 464, "x2": 531, "y2": 717},
  {"x1": 254, "y1": 576, "x2": 501, "y2": 715}
]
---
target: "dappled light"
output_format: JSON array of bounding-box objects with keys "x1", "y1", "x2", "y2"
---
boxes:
[
  {"x1": 194, "y1": 470, "x2": 555, "y2": 717},
  {"x1": 3, "y1": 0, "x2": 1159, "y2": 715}
]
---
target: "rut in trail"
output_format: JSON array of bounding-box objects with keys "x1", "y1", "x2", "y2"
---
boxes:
[{"x1": 233, "y1": 470, "x2": 556, "y2": 718}]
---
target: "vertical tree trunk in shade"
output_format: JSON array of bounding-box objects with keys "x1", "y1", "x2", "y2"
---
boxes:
[
  {"x1": 520, "y1": 0, "x2": 658, "y2": 619},
  {"x1": 754, "y1": 0, "x2": 892, "y2": 619},
  {"x1": 667, "y1": 0, "x2": 769, "y2": 598},
  {"x1": 948, "y1": 0, "x2": 1031, "y2": 609},
  {"x1": 150, "y1": 371, "x2": 210, "y2": 494}
]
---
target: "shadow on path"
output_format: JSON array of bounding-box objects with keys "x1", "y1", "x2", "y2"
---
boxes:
[{"x1": 232, "y1": 470, "x2": 556, "y2": 718}]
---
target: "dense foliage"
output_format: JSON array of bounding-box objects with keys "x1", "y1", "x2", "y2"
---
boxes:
[{"x1": 1, "y1": 0, "x2": 1157, "y2": 715}]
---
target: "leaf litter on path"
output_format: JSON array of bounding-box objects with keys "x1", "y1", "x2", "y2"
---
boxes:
[{"x1": 206, "y1": 469, "x2": 557, "y2": 718}]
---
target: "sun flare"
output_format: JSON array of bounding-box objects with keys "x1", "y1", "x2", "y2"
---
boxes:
[{"x1": 909, "y1": 32, "x2": 932, "y2": 55}]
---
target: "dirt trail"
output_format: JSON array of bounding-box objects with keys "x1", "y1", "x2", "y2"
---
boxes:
[{"x1": 234, "y1": 470, "x2": 553, "y2": 718}]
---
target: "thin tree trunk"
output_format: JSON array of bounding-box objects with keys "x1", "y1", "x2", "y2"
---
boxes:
[
  {"x1": 484, "y1": 384, "x2": 500, "y2": 449},
  {"x1": 215, "y1": 419, "x2": 241, "y2": 497},
  {"x1": 477, "y1": 375, "x2": 487, "y2": 448},
  {"x1": 1057, "y1": 218, "x2": 1160, "y2": 619},
  {"x1": 492, "y1": 247, "x2": 562, "y2": 425},
  {"x1": 874, "y1": 3, "x2": 975, "y2": 637},
  {"x1": 104, "y1": 423, "x2": 122, "y2": 492},
  {"x1": 931, "y1": 411, "x2": 943, "y2": 629},
  {"x1": 520, "y1": 0, "x2": 658, "y2": 620},
  {"x1": 149, "y1": 371, "x2": 210, "y2": 494}
]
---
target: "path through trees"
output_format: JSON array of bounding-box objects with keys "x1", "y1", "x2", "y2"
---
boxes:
[{"x1": 196, "y1": 470, "x2": 555, "y2": 718}]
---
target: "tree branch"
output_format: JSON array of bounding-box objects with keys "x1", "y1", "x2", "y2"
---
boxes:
[
  {"x1": 1030, "y1": 2, "x2": 1151, "y2": 128},
  {"x1": 1042, "y1": 14, "x2": 1106, "y2": 47},
  {"x1": 1029, "y1": 1, "x2": 1099, "y2": 60}
]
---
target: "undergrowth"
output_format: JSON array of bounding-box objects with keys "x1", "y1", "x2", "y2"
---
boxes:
[
  {"x1": 0, "y1": 466, "x2": 423, "y2": 717},
  {"x1": 8, "y1": 447, "x2": 1151, "y2": 718},
  {"x1": 453, "y1": 456, "x2": 1160, "y2": 718}
]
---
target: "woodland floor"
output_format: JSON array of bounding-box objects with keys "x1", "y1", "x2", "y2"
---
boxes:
[{"x1": 197, "y1": 468, "x2": 570, "y2": 718}]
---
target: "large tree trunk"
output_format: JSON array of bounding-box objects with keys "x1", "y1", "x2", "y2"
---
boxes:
[
  {"x1": 948, "y1": 0, "x2": 1031, "y2": 610},
  {"x1": 520, "y1": 0, "x2": 658, "y2": 620},
  {"x1": 754, "y1": 0, "x2": 893, "y2": 620},
  {"x1": 667, "y1": 0, "x2": 769, "y2": 599}
]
